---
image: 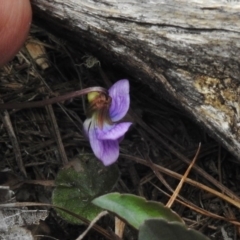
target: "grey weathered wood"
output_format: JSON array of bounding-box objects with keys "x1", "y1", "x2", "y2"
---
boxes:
[{"x1": 31, "y1": 0, "x2": 240, "y2": 160}]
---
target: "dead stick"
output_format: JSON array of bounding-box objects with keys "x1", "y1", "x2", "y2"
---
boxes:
[{"x1": 2, "y1": 111, "x2": 27, "y2": 177}]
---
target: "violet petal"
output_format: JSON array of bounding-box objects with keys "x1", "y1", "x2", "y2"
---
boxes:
[
  {"x1": 84, "y1": 118, "x2": 120, "y2": 165},
  {"x1": 97, "y1": 122, "x2": 132, "y2": 140},
  {"x1": 90, "y1": 131, "x2": 119, "y2": 166},
  {"x1": 98, "y1": 140, "x2": 119, "y2": 166},
  {"x1": 109, "y1": 79, "x2": 130, "y2": 122}
]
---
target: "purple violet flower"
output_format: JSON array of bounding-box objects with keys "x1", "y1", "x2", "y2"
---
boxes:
[{"x1": 83, "y1": 79, "x2": 132, "y2": 166}]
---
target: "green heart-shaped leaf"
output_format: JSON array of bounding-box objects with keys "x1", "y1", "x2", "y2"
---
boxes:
[
  {"x1": 92, "y1": 193, "x2": 183, "y2": 229},
  {"x1": 52, "y1": 154, "x2": 119, "y2": 224}
]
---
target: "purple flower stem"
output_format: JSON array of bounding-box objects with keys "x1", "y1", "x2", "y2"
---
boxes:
[{"x1": 0, "y1": 87, "x2": 107, "y2": 110}]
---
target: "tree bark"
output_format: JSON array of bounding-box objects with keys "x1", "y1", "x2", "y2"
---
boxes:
[{"x1": 31, "y1": 0, "x2": 240, "y2": 160}]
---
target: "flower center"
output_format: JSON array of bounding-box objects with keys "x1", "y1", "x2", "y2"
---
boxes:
[
  {"x1": 87, "y1": 92, "x2": 112, "y2": 128},
  {"x1": 91, "y1": 93, "x2": 111, "y2": 110}
]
